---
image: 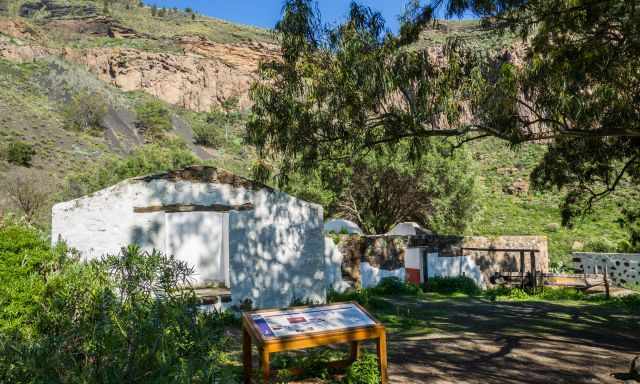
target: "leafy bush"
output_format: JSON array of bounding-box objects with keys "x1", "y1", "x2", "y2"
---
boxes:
[
  {"x1": 423, "y1": 276, "x2": 481, "y2": 296},
  {"x1": 370, "y1": 277, "x2": 422, "y2": 296},
  {"x1": 135, "y1": 100, "x2": 173, "y2": 139},
  {"x1": 584, "y1": 238, "x2": 618, "y2": 253},
  {"x1": 0, "y1": 219, "x2": 72, "y2": 337},
  {"x1": 63, "y1": 89, "x2": 107, "y2": 132},
  {"x1": 4, "y1": 141, "x2": 35, "y2": 167},
  {"x1": 2, "y1": 169, "x2": 52, "y2": 224},
  {"x1": 193, "y1": 122, "x2": 224, "y2": 148},
  {"x1": 344, "y1": 354, "x2": 380, "y2": 384},
  {"x1": 0, "y1": 238, "x2": 237, "y2": 384}
]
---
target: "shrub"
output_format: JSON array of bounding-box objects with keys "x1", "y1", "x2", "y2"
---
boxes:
[
  {"x1": 370, "y1": 277, "x2": 422, "y2": 296},
  {"x1": 63, "y1": 89, "x2": 108, "y2": 132},
  {"x1": 0, "y1": 242, "x2": 236, "y2": 384},
  {"x1": 193, "y1": 122, "x2": 224, "y2": 148},
  {"x1": 344, "y1": 354, "x2": 380, "y2": 384},
  {"x1": 2, "y1": 169, "x2": 52, "y2": 223},
  {"x1": 135, "y1": 100, "x2": 172, "y2": 140},
  {"x1": 4, "y1": 141, "x2": 35, "y2": 167},
  {"x1": 584, "y1": 238, "x2": 617, "y2": 253},
  {"x1": 423, "y1": 276, "x2": 481, "y2": 296},
  {"x1": 0, "y1": 219, "x2": 72, "y2": 338}
]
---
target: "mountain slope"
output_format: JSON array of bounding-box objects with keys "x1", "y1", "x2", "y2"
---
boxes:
[{"x1": 0, "y1": 1, "x2": 634, "y2": 264}]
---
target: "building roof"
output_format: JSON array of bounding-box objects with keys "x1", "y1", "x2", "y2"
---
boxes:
[
  {"x1": 324, "y1": 219, "x2": 363, "y2": 234},
  {"x1": 134, "y1": 165, "x2": 272, "y2": 191},
  {"x1": 387, "y1": 222, "x2": 433, "y2": 236}
]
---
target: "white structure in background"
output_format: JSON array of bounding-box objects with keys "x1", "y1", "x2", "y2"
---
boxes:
[
  {"x1": 324, "y1": 219, "x2": 363, "y2": 234},
  {"x1": 51, "y1": 166, "x2": 332, "y2": 309},
  {"x1": 387, "y1": 222, "x2": 432, "y2": 236},
  {"x1": 388, "y1": 222, "x2": 433, "y2": 285}
]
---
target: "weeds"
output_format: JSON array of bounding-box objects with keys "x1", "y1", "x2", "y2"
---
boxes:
[{"x1": 423, "y1": 276, "x2": 481, "y2": 295}]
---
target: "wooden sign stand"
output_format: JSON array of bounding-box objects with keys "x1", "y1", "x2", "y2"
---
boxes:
[{"x1": 242, "y1": 302, "x2": 388, "y2": 383}]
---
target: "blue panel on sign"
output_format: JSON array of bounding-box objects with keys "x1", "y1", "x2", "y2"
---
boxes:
[{"x1": 252, "y1": 315, "x2": 275, "y2": 337}]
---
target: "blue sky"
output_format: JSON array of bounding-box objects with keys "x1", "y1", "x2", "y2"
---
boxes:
[{"x1": 144, "y1": 1, "x2": 475, "y2": 33}]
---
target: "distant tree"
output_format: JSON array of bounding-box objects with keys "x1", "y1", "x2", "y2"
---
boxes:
[
  {"x1": 63, "y1": 89, "x2": 108, "y2": 132},
  {"x1": 191, "y1": 12, "x2": 195, "y2": 20},
  {"x1": 138, "y1": 0, "x2": 144, "y2": 7},
  {"x1": 150, "y1": 4, "x2": 157, "y2": 16},
  {"x1": 2, "y1": 169, "x2": 52, "y2": 223},
  {"x1": 4, "y1": 142, "x2": 36, "y2": 167},
  {"x1": 288, "y1": 141, "x2": 477, "y2": 234},
  {"x1": 134, "y1": 100, "x2": 172, "y2": 140},
  {"x1": 184, "y1": 7, "x2": 192, "y2": 13},
  {"x1": 157, "y1": 7, "x2": 166, "y2": 17}
]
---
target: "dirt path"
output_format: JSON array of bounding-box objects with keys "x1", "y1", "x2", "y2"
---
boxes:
[{"x1": 381, "y1": 296, "x2": 640, "y2": 384}]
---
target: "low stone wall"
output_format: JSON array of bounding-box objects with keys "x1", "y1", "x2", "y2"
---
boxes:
[
  {"x1": 573, "y1": 252, "x2": 640, "y2": 287},
  {"x1": 463, "y1": 236, "x2": 550, "y2": 276},
  {"x1": 327, "y1": 235, "x2": 407, "y2": 289},
  {"x1": 328, "y1": 234, "x2": 548, "y2": 289}
]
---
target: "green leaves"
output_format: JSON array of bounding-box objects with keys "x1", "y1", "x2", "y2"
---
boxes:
[
  {"x1": 248, "y1": 1, "x2": 476, "y2": 187},
  {"x1": 135, "y1": 100, "x2": 173, "y2": 140},
  {"x1": 0, "y1": 224, "x2": 235, "y2": 384},
  {"x1": 4, "y1": 141, "x2": 36, "y2": 167}
]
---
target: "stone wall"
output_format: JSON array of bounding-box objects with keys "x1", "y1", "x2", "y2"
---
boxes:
[
  {"x1": 332, "y1": 234, "x2": 548, "y2": 289},
  {"x1": 330, "y1": 235, "x2": 407, "y2": 288},
  {"x1": 573, "y1": 253, "x2": 640, "y2": 287},
  {"x1": 462, "y1": 236, "x2": 550, "y2": 276}
]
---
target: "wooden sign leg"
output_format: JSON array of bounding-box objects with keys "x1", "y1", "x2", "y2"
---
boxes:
[
  {"x1": 376, "y1": 332, "x2": 388, "y2": 384},
  {"x1": 260, "y1": 348, "x2": 270, "y2": 383},
  {"x1": 243, "y1": 327, "x2": 252, "y2": 384},
  {"x1": 349, "y1": 341, "x2": 361, "y2": 362}
]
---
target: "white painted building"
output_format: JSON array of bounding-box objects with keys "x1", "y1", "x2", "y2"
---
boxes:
[
  {"x1": 324, "y1": 219, "x2": 363, "y2": 235},
  {"x1": 52, "y1": 166, "x2": 330, "y2": 309}
]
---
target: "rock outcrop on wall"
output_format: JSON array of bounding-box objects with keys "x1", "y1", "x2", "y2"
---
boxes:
[{"x1": 333, "y1": 235, "x2": 407, "y2": 286}]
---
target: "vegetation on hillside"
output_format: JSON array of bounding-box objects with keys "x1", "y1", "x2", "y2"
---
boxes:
[
  {"x1": 2, "y1": 0, "x2": 275, "y2": 50},
  {"x1": 63, "y1": 139, "x2": 199, "y2": 199}
]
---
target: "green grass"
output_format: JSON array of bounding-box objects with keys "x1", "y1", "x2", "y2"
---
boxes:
[{"x1": 466, "y1": 138, "x2": 631, "y2": 265}]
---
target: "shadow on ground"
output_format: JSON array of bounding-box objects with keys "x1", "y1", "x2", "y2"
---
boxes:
[{"x1": 379, "y1": 296, "x2": 640, "y2": 384}]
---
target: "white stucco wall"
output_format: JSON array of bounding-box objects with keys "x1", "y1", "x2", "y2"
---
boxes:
[
  {"x1": 360, "y1": 262, "x2": 406, "y2": 288},
  {"x1": 52, "y1": 177, "x2": 326, "y2": 309},
  {"x1": 405, "y1": 248, "x2": 422, "y2": 270},
  {"x1": 323, "y1": 237, "x2": 351, "y2": 293},
  {"x1": 426, "y1": 253, "x2": 485, "y2": 288}
]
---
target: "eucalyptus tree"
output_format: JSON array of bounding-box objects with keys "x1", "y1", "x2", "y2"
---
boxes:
[{"x1": 247, "y1": 0, "x2": 640, "y2": 240}]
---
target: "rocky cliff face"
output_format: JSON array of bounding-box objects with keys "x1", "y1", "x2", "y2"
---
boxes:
[
  {"x1": 0, "y1": 17, "x2": 278, "y2": 112},
  {"x1": 64, "y1": 41, "x2": 277, "y2": 111}
]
